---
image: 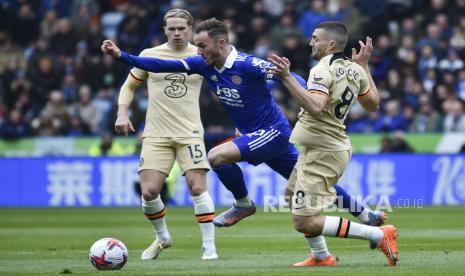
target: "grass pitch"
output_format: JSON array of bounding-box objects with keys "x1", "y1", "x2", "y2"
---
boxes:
[{"x1": 1, "y1": 206, "x2": 465, "y2": 275}]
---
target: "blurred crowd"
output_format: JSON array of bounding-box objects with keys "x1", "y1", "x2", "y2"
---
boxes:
[{"x1": 1, "y1": 0, "x2": 465, "y2": 142}]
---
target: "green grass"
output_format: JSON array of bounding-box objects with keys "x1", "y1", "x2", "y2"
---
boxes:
[{"x1": 1, "y1": 207, "x2": 465, "y2": 275}]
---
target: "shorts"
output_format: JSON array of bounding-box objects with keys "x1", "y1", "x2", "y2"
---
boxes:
[
  {"x1": 286, "y1": 147, "x2": 351, "y2": 216},
  {"x1": 139, "y1": 137, "x2": 210, "y2": 175},
  {"x1": 233, "y1": 125, "x2": 293, "y2": 166}
]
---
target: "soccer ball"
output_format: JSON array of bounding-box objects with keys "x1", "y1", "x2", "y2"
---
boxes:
[{"x1": 89, "y1": 238, "x2": 128, "y2": 270}]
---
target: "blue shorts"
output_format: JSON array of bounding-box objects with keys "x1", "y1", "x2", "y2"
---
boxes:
[{"x1": 233, "y1": 125, "x2": 299, "y2": 179}]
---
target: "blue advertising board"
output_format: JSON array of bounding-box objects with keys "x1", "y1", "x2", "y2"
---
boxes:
[{"x1": 1, "y1": 154, "x2": 464, "y2": 207}]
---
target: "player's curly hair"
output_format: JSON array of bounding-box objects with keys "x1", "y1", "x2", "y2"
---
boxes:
[
  {"x1": 194, "y1": 18, "x2": 228, "y2": 41},
  {"x1": 163, "y1": 9, "x2": 193, "y2": 26}
]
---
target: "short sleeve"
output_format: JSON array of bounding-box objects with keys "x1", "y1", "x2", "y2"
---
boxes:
[
  {"x1": 129, "y1": 49, "x2": 150, "y2": 83},
  {"x1": 306, "y1": 64, "x2": 333, "y2": 96}
]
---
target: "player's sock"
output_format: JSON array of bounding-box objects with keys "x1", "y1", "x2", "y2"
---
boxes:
[
  {"x1": 142, "y1": 196, "x2": 171, "y2": 241},
  {"x1": 235, "y1": 195, "x2": 252, "y2": 207},
  {"x1": 356, "y1": 209, "x2": 370, "y2": 224},
  {"x1": 192, "y1": 191, "x2": 216, "y2": 251},
  {"x1": 304, "y1": 234, "x2": 330, "y2": 260},
  {"x1": 322, "y1": 216, "x2": 383, "y2": 244},
  {"x1": 212, "y1": 163, "x2": 248, "y2": 201},
  {"x1": 334, "y1": 185, "x2": 366, "y2": 218}
]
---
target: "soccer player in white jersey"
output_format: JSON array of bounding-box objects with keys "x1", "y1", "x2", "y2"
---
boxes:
[
  {"x1": 113, "y1": 9, "x2": 217, "y2": 260},
  {"x1": 268, "y1": 21, "x2": 399, "y2": 266}
]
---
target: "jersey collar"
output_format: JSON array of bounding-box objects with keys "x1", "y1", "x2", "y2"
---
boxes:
[
  {"x1": 328, "y1": 52, "x2": 350, "y2": 65},
  {"x1": 215, "y1": 46, "x2": 238, "y2": 73}
]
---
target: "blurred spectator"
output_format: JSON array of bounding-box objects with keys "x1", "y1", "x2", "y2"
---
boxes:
[
  {"x1": 27, "y1": 56, "x2": 61, "y2": 107},
  {"x1": 418, "y1": 45, "x2": 438, "y2": 81},
  {"x1": 456, "y1": 69, "x2": 465, "y2": 101},
  {"x1": 410, "y1": 95, "x2": 443, "y2": 133},
  {"x1": 279, "y1": 33, "x2": 310, "y2": 77},
  {"x1": 36, "y1": 90, "x2": 70, "y2": 135},
  {"x1": 0, "y1": 33, "x2": 26, "y2": 75},
  {"x1": 69, "y1": 84, "x2": 102, "y2": 134},
  {"x1": 0, "y1": 109, "x2": 31, "y2": 139},
  {"x1": 88, "y1": 132, "x2": 127, "y2": 156},
  {"x1": 67, "y1": 115, "x2": 91, "y2": 137},
  {"x1": 10, "y1": 4, "x2": 39, "y2": 47},
  {"x1": 438, "y1": 48, "x2": 464, "y2": 73},
  {"x1": 374, "y1": 100, "x2": 407, "y2": 132},
  {"x1": 356, "y1": 0, "x2": 389, "y2": 39},
  {"x1": 346, "y1": 103, "x2": 374, "y2": 133},
  {"x1": 450, "y1": 16, "x2": 465, "y2": 50},
  {"x1": 50, "y1": 18, "x2": 77, "y2": 57},
  {"x1": 298, "y1": 0, "x2": 329, "y2": 39},
  {"x1": 443, "y1": 98, "x2": 465, "y2": 132},
  {"x1": 268, "y1": 14, "x2": 301, "y2": 50},
  {"x1": 40, "y1": 10, "x2": 59, "y2": 39},
  {"x1": 379, "y1": 132, "x2": 414, "y2": 153}
]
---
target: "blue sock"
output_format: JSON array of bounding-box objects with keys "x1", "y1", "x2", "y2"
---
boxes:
[
  {"x1": 334, "y1": 185, "x2": 365, "y2": 217},
  {"x1": 212, "y1": 163, "x2": 248, "y2": 199}
]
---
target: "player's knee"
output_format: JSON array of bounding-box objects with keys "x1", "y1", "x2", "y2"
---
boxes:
[
  {"x1": 185, "y1": 170, "x2": 207, "y2": 196},
  {"x1": 207, "y1": 148, "x2": 224, "y2": 167},
  {"x1": 186, "y1": 178, "x2": 207, "y2": 196},
  {"x1": 140, "y1": 182, "x2": 160, "y2": 201},
  {"x1": 189, "y1": 183, "x2": 206, "y2": 196}
]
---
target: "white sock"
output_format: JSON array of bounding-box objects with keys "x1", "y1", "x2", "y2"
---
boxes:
[
  {"x1": 192, "y1": 191, "x2": 215, "y2": 250},
  {"x1": 142, "y1": 196, "x2": 171, "y2": 241},
  {"x1": 322, "y1": 216, "x2": 383, "y2": 244},
  {"x1": 357, "y1": 208, "x2": 370, "y2": 224},
  {"x1": 236, "y1": 195, "x2": 252, "y2": 207},
  {"x1": 306, "y1": 235, "x2": 329, "y2": 260}
]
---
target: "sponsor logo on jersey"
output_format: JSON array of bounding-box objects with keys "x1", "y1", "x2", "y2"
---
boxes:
[
  {"x1": 232, "y1": 75, "x2": 242, "y2": 85},
  {"x1": 164, "y1": 73, "x2": 187, "y2": 98}
]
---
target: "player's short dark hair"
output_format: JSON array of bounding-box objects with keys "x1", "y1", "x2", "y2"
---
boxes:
[
  {"x1": 316, "y1": 21, "x2": 348, "y2": 51},
  {"x1": 163, "y1": 9, "x2": 193, "y2": 26},
  {"x1": 194, "y1": 18, "x2": 228, "y2": 41}
]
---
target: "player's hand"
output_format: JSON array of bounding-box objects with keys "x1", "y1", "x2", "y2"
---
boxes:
[
  {"x1": 114, "y1": 115, "x2": 135, "y2": 136},
  {"x1": 267, "y1": 54, "x2": 292, "y2": 78},
  {"x1": 351, "y1": 36, "x2": 373, "y2": 67},
  {"x1": 101, "y1": 40, "x2": 122, "y2": 58}
]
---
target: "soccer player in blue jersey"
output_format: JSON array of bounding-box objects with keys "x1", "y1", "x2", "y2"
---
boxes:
[{"x1": 101, "y1": 18, "x2": 385, "y2": 230}]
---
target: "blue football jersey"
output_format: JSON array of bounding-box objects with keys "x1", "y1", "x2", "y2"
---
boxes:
[{"x1": 119, "y1": 47, "x2": 307, "y2": 134}]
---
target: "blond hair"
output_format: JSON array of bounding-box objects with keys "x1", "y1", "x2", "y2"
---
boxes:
[{"x1": 163, "y1": 9, "x2": 193, "y2": 26}]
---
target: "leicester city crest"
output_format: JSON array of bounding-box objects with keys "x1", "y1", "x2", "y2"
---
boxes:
[{"x1": 231, "y1": 75, "x2": 242, "y2": 85}]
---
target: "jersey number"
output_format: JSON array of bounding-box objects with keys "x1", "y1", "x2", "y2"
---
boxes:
[
  {"x1": 187, "y1": 144, "x2": 203, "y2": 160},
  {"x1": 334, "y1": 86, "x2": 354, "y2": 120},
  {"x1": 164, "y1": 73, "x2": 187, "y2": 98}
]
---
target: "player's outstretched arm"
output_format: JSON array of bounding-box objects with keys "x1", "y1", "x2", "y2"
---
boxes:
[
  {"x1": 101, "y1": 40, "x2": 189, "y2": 73},
  {"x1": 267, "y1": 54, "x2": 327, "y2": 115}
]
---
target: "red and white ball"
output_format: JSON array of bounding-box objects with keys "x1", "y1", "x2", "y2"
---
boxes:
[{"x1": 89, "y1": 238, "x2": 128, "y2": 270}]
